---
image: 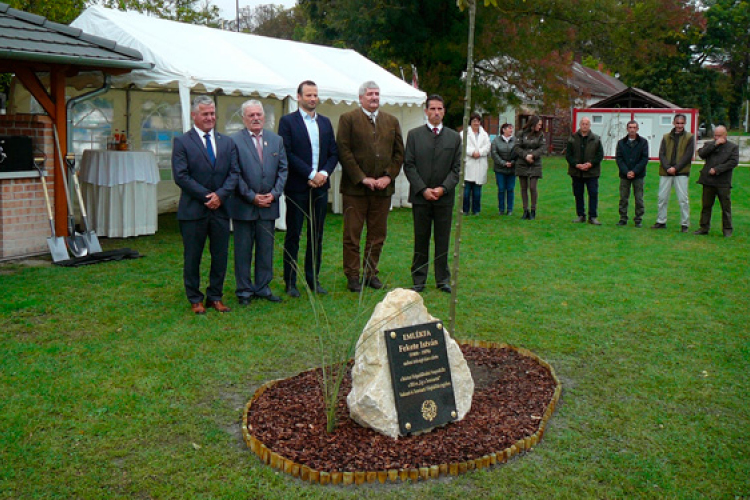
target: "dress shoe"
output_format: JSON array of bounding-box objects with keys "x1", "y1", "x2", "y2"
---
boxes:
[
  {"x1": 205, "y1": 300, "x2": 231, "y2": 313},
  {"x1": 693, "y1": 228, "x2": 709, "y2": 235},
  {"x1": 617, "y1": 220, "x2": 627, "y2": 226},
  {"x1": 635, "y1": 221, "x2": 643, "y2": 228},
  {"x1": 309, "y1": 283, "x2": 328, "y2": 295},
  {"x1": 412, "y1": 284, "x2": 425, "y2": 292},
  {"x1": 588, "y1": 217, "x2": 602, "y2": 225},
  {"x1": 347, "y1": 277, "x2": 362, "y2": 292},
  {"x1": 191, "y1": 302, "x2": 206, "y2": 315},
  {"x1": 521, "y1": 209, "x2": 530, "y2": 220},
  {"x1": 364, "y1": 276, "x2": 384, "y2": 289},
  {"x1": 238, "y1": 297, "x2": 252, "y2": 306},
  {"x1": 257, "y1": 294, "x2": 282, "y2": 303},
  {"x1": 529, "y1": 209, "x2": 536, "y2": 220},
  {"x1": 723, "y1": 229, "x2": 733, "y2": 238},
  {"x1": 651, "y1": 222, "x2": 666, "y2": 229},
  {"x1": 572, "y1": 216, "x2": 586, "y2": 223},
  {"x1": 286, "y1": 286, "x2": 300, "y2": 298},
  {"x1": 681, "y1": 225, "x2": 689, "y2": 233},
  {"x1": 438, "y1": 284, "x2": 452, "y2": 293}
]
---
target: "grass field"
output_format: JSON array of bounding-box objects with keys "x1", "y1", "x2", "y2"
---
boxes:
[{"x1": 1, "y1": 157, "x2": 748, "y2": 499}]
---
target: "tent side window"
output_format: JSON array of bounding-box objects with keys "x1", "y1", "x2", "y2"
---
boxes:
[{"x1": 141, "y1": 101, "x2": 182, "y2": 180}]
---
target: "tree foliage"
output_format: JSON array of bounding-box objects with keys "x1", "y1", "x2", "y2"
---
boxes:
[
  {"x1": 101, "y1": 0, "x2": 220, "y2": 25},
  {"x1": 6, "y1": 0, "x2": 87, "y2": 24}
]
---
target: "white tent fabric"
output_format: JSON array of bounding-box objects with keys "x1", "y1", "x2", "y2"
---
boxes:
[{"x1": 72, "y1": 6, "x2": 426, "y2": 130}]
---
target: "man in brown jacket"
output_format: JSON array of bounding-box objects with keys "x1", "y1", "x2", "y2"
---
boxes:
[{"x1": 337, "y1": 81, "x2": 404, "y2": 292}]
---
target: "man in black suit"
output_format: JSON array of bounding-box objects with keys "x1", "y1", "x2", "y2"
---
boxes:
[
  {"x1": 230, "y1": 100, "x2": 288, "y2": 304},
  {"x1": 403, "y1": 94, "x2": 461, "y2": 293},
  {"x1": 172, "y1": 96, "x2": 239, "y2": 314},
  {"x1": 278, "y1": 81, "x2": 339, "y2": 297}
]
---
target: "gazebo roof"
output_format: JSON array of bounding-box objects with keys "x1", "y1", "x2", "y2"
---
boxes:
[{"x1": 0, "y1": 2, "x2": 150, "y2": 73}]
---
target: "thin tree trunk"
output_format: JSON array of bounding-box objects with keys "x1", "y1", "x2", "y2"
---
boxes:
[{"x1": 449, "y1": 0, "x2": 476, "y2": 335}]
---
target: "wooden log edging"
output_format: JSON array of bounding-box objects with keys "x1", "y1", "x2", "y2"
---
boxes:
[{"x1": 242, "y1": 340, "x2": 562, "y2": 485}]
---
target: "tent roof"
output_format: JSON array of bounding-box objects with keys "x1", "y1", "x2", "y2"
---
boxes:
[
  {"x1": 0, "y1": 2, "x2": 150, "y2": 72},
  {"x1": 70, "y1": 6, "x2": 426, "y2": 107}
]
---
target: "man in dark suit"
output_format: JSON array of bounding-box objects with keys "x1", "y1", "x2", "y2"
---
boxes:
[
  {"x1": 403, "y1": 94, "x2": 461, "y2": 293},
  {"x1": 337, "y1": 81, "x2": 404, "y2": 292},
  {"x1": 278, "y1": 80, "x2": 339, "y2": 297},
  {"x1": 230, "y1": 100, "x2": 288, "y2": 304},
  {"x1": 172, "y1": 95, "x2": 239, "y2": 314}
]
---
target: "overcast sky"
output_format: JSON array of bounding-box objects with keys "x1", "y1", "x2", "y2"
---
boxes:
[{"x1": 212, "y1": 0, "x2": 297, "y2": 20}]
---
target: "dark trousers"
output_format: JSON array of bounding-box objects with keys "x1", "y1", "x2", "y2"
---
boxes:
[
  {"x1": 342, "y1": 194, "x2": 391, "y2": 279},
  {"x1": 572, "y1": 176, "x2": 599, "y2": 218},
  {"x1": 699, "y1": 185, "x2": 732, "y2": 231},
  {"x1": 283, "y1": 188, "x2": 328, "y2": 288},
  {"x1": 411, "y1": 203, "x2": 453, "y2": 287},
  {"x1": 618, "y1": 177, "x2": 645, "y2": 223},
  {"x1": 495, "y1": 172, "x2": 516, "y2": 213},
  {"x1": 180, "y1": 213, "x2": 230, "y2": 304},
  {"x1": 233, "y1": 219, "x2": 275, "y2": 298},
  {"x1": 462, "y1": 181, "x2": 482, "y2": 214}
]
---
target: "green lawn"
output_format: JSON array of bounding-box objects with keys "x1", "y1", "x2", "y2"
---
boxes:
[{"x1": 2, "y1": 157, "x2": 748, "y2": 499}]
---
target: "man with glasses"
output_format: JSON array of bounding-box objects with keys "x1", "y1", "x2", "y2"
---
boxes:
[{"x1": 652, "y1": 114, "x2": 694, "y2": 232}]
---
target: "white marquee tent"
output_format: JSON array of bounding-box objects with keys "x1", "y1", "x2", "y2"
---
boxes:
[
  {"x1": 71, "y1": 6, "x2": 426, "y2": 132},
  {"x1": 15, "y1": 6, "x2": 427, "y2": 231}
]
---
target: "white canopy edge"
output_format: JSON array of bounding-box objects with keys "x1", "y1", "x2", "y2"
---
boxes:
[{"x1": 71, "y1": 7, "x2": 426, "y2": 117}]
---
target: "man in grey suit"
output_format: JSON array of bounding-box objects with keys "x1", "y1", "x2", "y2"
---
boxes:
[
  {"x1": 403, "y1": 94, "x2": 461, "y2": 293},
  {"x1": 172, "y1": 95, "x2": 239, "y2": 314},
  {"x1": 230, "y1": 100, "x2": 288, "y2": 304}
]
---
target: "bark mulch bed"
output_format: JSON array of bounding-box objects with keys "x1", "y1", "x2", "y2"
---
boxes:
[{"x1": 243, "y1": 341, "x2": 561, "y2": 485}]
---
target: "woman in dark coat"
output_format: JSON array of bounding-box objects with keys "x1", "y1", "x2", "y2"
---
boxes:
[
  {"x1": 490, "y1": 122, "x2": 517, "y2": 215},
  {"x1": 513, "y1": 115, "x2": 546, "y2": 220}
]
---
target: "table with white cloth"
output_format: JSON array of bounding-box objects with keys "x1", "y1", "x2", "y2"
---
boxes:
[{"x1": 79, "y1": 150, "x2": 160, "y2": 238}]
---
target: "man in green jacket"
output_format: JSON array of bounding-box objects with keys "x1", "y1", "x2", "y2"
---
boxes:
[
  {"x1": 403, "y1": 94, "x2": 461, "y2": 293},
  {"x1": 652, "y1": 114, "x2": 694, "y2": 232},
  {"x1": 566, "y1": 117, "x2": 604, "y2": 225}
]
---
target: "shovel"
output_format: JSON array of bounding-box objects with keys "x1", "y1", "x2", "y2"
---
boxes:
[
  {"x1": 67, "y1": 153, "x2": 102, "y2": 254},
  {"x1": 34, "y1": 157, "x2": 69, "y2": 263},
  {"x1": 52, "y1": 126, "x2": 88, "y2": 257}
]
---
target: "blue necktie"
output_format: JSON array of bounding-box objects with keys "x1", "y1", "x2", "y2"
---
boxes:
[{"x1": 204, "y1": 133, "x2": 216, "y2": 166}]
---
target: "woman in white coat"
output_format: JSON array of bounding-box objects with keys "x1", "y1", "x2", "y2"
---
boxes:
[{"x1": 462, "y1": 112, "x2": 491, "y2": 215}]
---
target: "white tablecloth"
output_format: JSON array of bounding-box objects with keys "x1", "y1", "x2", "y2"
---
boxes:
[{"x1": 79, "y1": 150, "x2": 159, "y2": 238}]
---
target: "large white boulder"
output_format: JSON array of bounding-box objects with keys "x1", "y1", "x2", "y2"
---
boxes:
[{"x1": 347, "y1": 288, "x2": 474, "y2": 438}]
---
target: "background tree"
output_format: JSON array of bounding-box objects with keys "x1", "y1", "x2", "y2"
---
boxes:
[
  {"x1": 101, "y1": 0, "x2": 220, "y2": 25},
  {"x1": 229, "y1": 3, "x2": 306, "y2": 40}
]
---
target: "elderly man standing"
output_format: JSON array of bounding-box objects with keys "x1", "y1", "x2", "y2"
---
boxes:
[
  {"x1": 230, "y1": 100, "x2": 288, "y2": 305},
  {"x1": 653, "y1": 114, "x2": 694, "y2": 232},
  {"x1": 278, "y1": 80, "x2": 338, "y2": 297},
  {"x1": 694, "y1": 126, "x2": 739, "y2": 237},
  {"x1": 337, "y1": 81, "x2": 404, "y2": 292},
  {"x1": 172, "y1": 96, "x2": 239, "y2": 314},
  {"x1": 566, "y1": 117, "x2": 604, "y2": 225},
  {"x1": 403, "y1": 94, "x2": 461, "y2": 293},
  {"x1": 615, "y1": 120, "x2": 649, "y2": 227}
]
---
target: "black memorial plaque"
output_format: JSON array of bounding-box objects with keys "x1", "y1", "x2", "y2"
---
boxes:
[{"x1": 384, "y1": 321, "x2": 457, "y2": 435}]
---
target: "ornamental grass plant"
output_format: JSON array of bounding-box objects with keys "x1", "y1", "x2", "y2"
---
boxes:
[{"x1": 1, "y1": 157, "x2": 748, "y2": 498}]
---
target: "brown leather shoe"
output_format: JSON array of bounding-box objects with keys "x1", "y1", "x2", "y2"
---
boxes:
[
  {"x1": 205, "y1": 300, "x2": 231, "y2": 313},
  {"x1": 191, "y1": 302, "x2": 206, "y2": 315}
]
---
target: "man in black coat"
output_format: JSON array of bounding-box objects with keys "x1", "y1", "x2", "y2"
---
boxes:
[
  {"x1": 172, "y1": 96, "x2": 239, "y2": 314},
  {"x1": 615, "y1": 120, "x2": 649, "y2": 227},
  {"x1": 694, "y1": 126, "x2": 739, "y2": 237},
  {"x1": 566, "y1": 116, "x2": 604, "y2": 225},
  {"x1": 277, "y1": 81, "x2": 338, "y2": 297},
  {"x1": 403, "y1": 95, "x2": 461, "y2": 293}
]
